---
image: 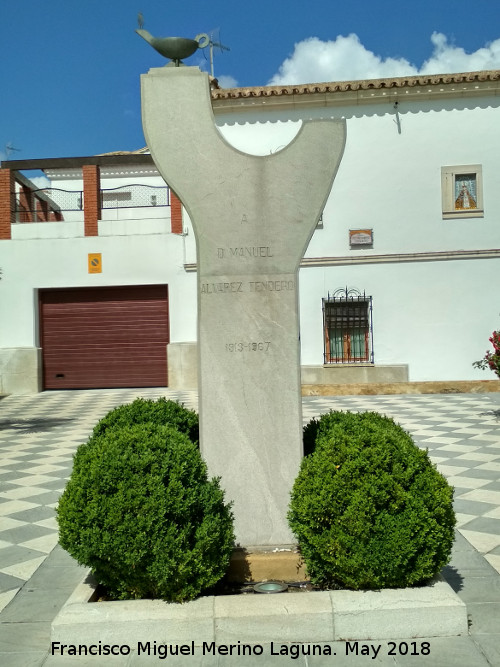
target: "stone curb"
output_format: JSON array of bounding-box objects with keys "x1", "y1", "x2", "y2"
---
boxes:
[
  {"x1": 301, "y1": 380, "x2": 500, "y2": 396},
  {"x1": 51, "y1": 570, "x2": 468, "y2": 645}
]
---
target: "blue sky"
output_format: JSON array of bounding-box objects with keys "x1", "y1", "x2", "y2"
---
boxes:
[{"x1": 2, "y1": 0, "x2": 500, "y2": 162}]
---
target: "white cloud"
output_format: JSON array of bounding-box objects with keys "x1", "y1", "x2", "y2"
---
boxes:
[
  {"x1": 28, "y1": 175, "x2": 51, "y2": 189},
  {"x1": 217, "y1": 74, "x2": 238, "y2": 88},
  {"x1": 420, "y1": 32, "x2": 500, "y2": 74},
  {"x1": 268, "y1": 32, "x2": 500, "y2": 85}
]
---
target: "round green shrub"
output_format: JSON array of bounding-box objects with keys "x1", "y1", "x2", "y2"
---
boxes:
[
  {"x1": 91, "y1": 398, "x2": 199, "y2": 446},
  {"x1": 290, "y1": 410, "x2": 456, "y2": 590},
  {"x1": 57, "y1": 423, "x2": 234, "y2": 602}
]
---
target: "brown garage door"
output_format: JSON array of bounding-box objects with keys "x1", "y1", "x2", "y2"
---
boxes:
[{"x1": 40, "y1": 285, "x2": 169, "y2": 389}]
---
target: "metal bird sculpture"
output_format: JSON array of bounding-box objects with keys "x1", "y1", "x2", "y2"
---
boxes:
[{"x1": 135, "y1": 13, "x2": 209, "y2": 66}]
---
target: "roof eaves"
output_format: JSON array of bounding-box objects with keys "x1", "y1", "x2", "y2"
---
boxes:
[
  {"x1": 211, "y1": 69, "x2": 500, "y2": 101},
  {"x1": 1, "y1": 153, "x2": 155, "y2": 171}
]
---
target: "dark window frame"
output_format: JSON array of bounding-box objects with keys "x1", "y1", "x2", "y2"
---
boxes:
[{"x1": 323, "y1": 288, "x2": 374, "y2": 364}]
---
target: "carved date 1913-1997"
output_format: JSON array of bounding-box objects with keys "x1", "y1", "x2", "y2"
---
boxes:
[{"x1": 226, "y1": 342, "x2": 271, "y2": 352}]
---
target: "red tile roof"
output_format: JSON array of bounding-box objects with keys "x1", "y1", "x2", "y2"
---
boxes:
[{"x1": 211, "y1": 70, "x2": 500, "y2": 100}]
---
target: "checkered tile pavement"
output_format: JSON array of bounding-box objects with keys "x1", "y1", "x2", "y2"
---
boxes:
[
  {"x1": 0, "y1": 389, "x2": 499, "y2": 617},
  {"x1": 0, "y1": 388, "x2": 197, "y2": 615},
  {"x1": 303, "y1": 393, "x2": 500, "y2": 576}
]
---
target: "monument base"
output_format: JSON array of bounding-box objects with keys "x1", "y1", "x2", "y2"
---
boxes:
[
  {"x1": 227, "y1": 546, "x2": 307, "y2": 583},
  {"x1": 51, "y1": 570, "x2": 468, "y2": 644}
]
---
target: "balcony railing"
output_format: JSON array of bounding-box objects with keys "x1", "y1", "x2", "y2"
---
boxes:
[
  {"x1": 13, "y1": 184, "x2": 170, "y2": 221},
  {"x1": 101, "y1": 185, "x2": 170, "y2": 209}
]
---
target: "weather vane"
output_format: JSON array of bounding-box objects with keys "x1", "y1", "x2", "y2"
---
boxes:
[{"x1": 135, "y1": 13, "x2": 209, "y2": 67}]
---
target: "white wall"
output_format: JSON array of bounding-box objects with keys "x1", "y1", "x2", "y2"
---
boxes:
[
  {"x1": 2, "y1": 165, "x2": 198, "y2": 347},
  {"x1": 215, "y1": 97, "x2": 500, "y2": 258},
  {"x1": 2, "y1": 90, "x2": 499, "y2": 389},
  {"x1": 0, "y1": 233, "x2": 197, "y2": 349},
  {"x1": 298, "y1": 258, "x2": 500, "y2": 381},
  {"x1": 213, "y1": 94, "x2": 500, "y2": 382}
]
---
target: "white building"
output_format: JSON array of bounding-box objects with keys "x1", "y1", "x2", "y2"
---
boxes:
[{"x1": 1, "y1": 69, "x2": 499, "y2": 394}]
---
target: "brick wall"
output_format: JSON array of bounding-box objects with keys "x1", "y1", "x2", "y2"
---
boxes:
[
  {"x1": 170, "y1": 190, "x2": 183, "y2": 234},
  {"x1": 18, "y1": 184, "x2": 34, "y2": 223},
  {"x1": 82, "y1": 165, "x2": 101, "y2": 236},
  {"x1": 36, "y1": 198, "x2": 49, "y2": 222},
  {"x1": 0, "y1": 169, "x2": 16, "y2": 240}
]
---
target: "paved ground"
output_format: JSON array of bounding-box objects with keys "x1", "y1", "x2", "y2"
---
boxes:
[{"x1": 0, "y1": 389, "x2": 499, "y2": 665}]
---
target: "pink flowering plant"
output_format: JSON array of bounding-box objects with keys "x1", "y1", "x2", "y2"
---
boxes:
[{"x1": 473, "y1": 330, "x2": 500, "y2": 379}]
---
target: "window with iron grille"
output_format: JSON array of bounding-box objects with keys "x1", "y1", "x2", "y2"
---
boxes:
[{"x1": 323, "y1": 288, "x2": 373, "y2": 364}]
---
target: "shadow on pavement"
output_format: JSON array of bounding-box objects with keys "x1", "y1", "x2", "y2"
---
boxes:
[{"x1": 0, "y1": 417, "x2": 74, "y2": 433}]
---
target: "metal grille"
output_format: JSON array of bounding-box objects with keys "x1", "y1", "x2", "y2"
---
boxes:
[
  {"x1": 13, "y1": 185, "x2": 170, "y2": 213},
  {"x1": 14, "y1": 188, "x2": 82, "y2": 213},
  {"x1": 101, "y1": 185, "x2": 170, "y2": 208},
  {"x1": 323, "y1": 288, "x2": 373, "y2": 364}
]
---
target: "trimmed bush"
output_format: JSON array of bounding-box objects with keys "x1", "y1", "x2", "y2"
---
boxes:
[
  {"x1": 91, "y1": 398, "x2": 199, "y2": 446},
  {"x1": 303, "y1": 410, "x2": 409, "y2": 457},
  {"x1": 290, "y1": 410, "x2": 456, "y2": 590},
  {"x1": 57, "y1": 423, "x2": 234, "y2": 602}
]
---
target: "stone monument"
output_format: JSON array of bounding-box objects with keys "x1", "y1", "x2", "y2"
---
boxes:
[{"x1": 140, "y1": 65, "x2": 345, "y2": 546}]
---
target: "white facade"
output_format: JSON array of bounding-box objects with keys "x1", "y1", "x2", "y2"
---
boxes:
[
  {"x1": 208, "y1": 74, "x2": 500, "y2": 383},
  {"x1": 1, "y1": 70, "x2": 499, "y2": 392}
]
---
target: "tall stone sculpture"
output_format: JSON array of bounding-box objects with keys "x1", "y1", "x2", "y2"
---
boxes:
[{"x1": 141, "y1": 65, "x2": 345, "y2": 545}]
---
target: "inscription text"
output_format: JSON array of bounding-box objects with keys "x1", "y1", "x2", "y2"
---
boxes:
[
  {"x1": 217, "y1": 247, "x2": 273, "y2": 259},
  {"x1": 250, "y1": 280, "x2": 294, "y2": 292},
  {"x1": 201, "y1": 282, "x2": 243, "y2": 294},
  {"x1": 226, "y1": 342, "x2": 271, "y2": 352}
]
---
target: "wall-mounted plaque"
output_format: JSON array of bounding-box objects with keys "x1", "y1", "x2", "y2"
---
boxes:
[{"x1": 349, "y1": 229, "x2": 373, "y2": 247}]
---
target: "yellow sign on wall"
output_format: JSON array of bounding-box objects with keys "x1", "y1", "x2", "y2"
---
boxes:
[{"x1": 88, "y1": 253, "x2": 102, "y2": 274}]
